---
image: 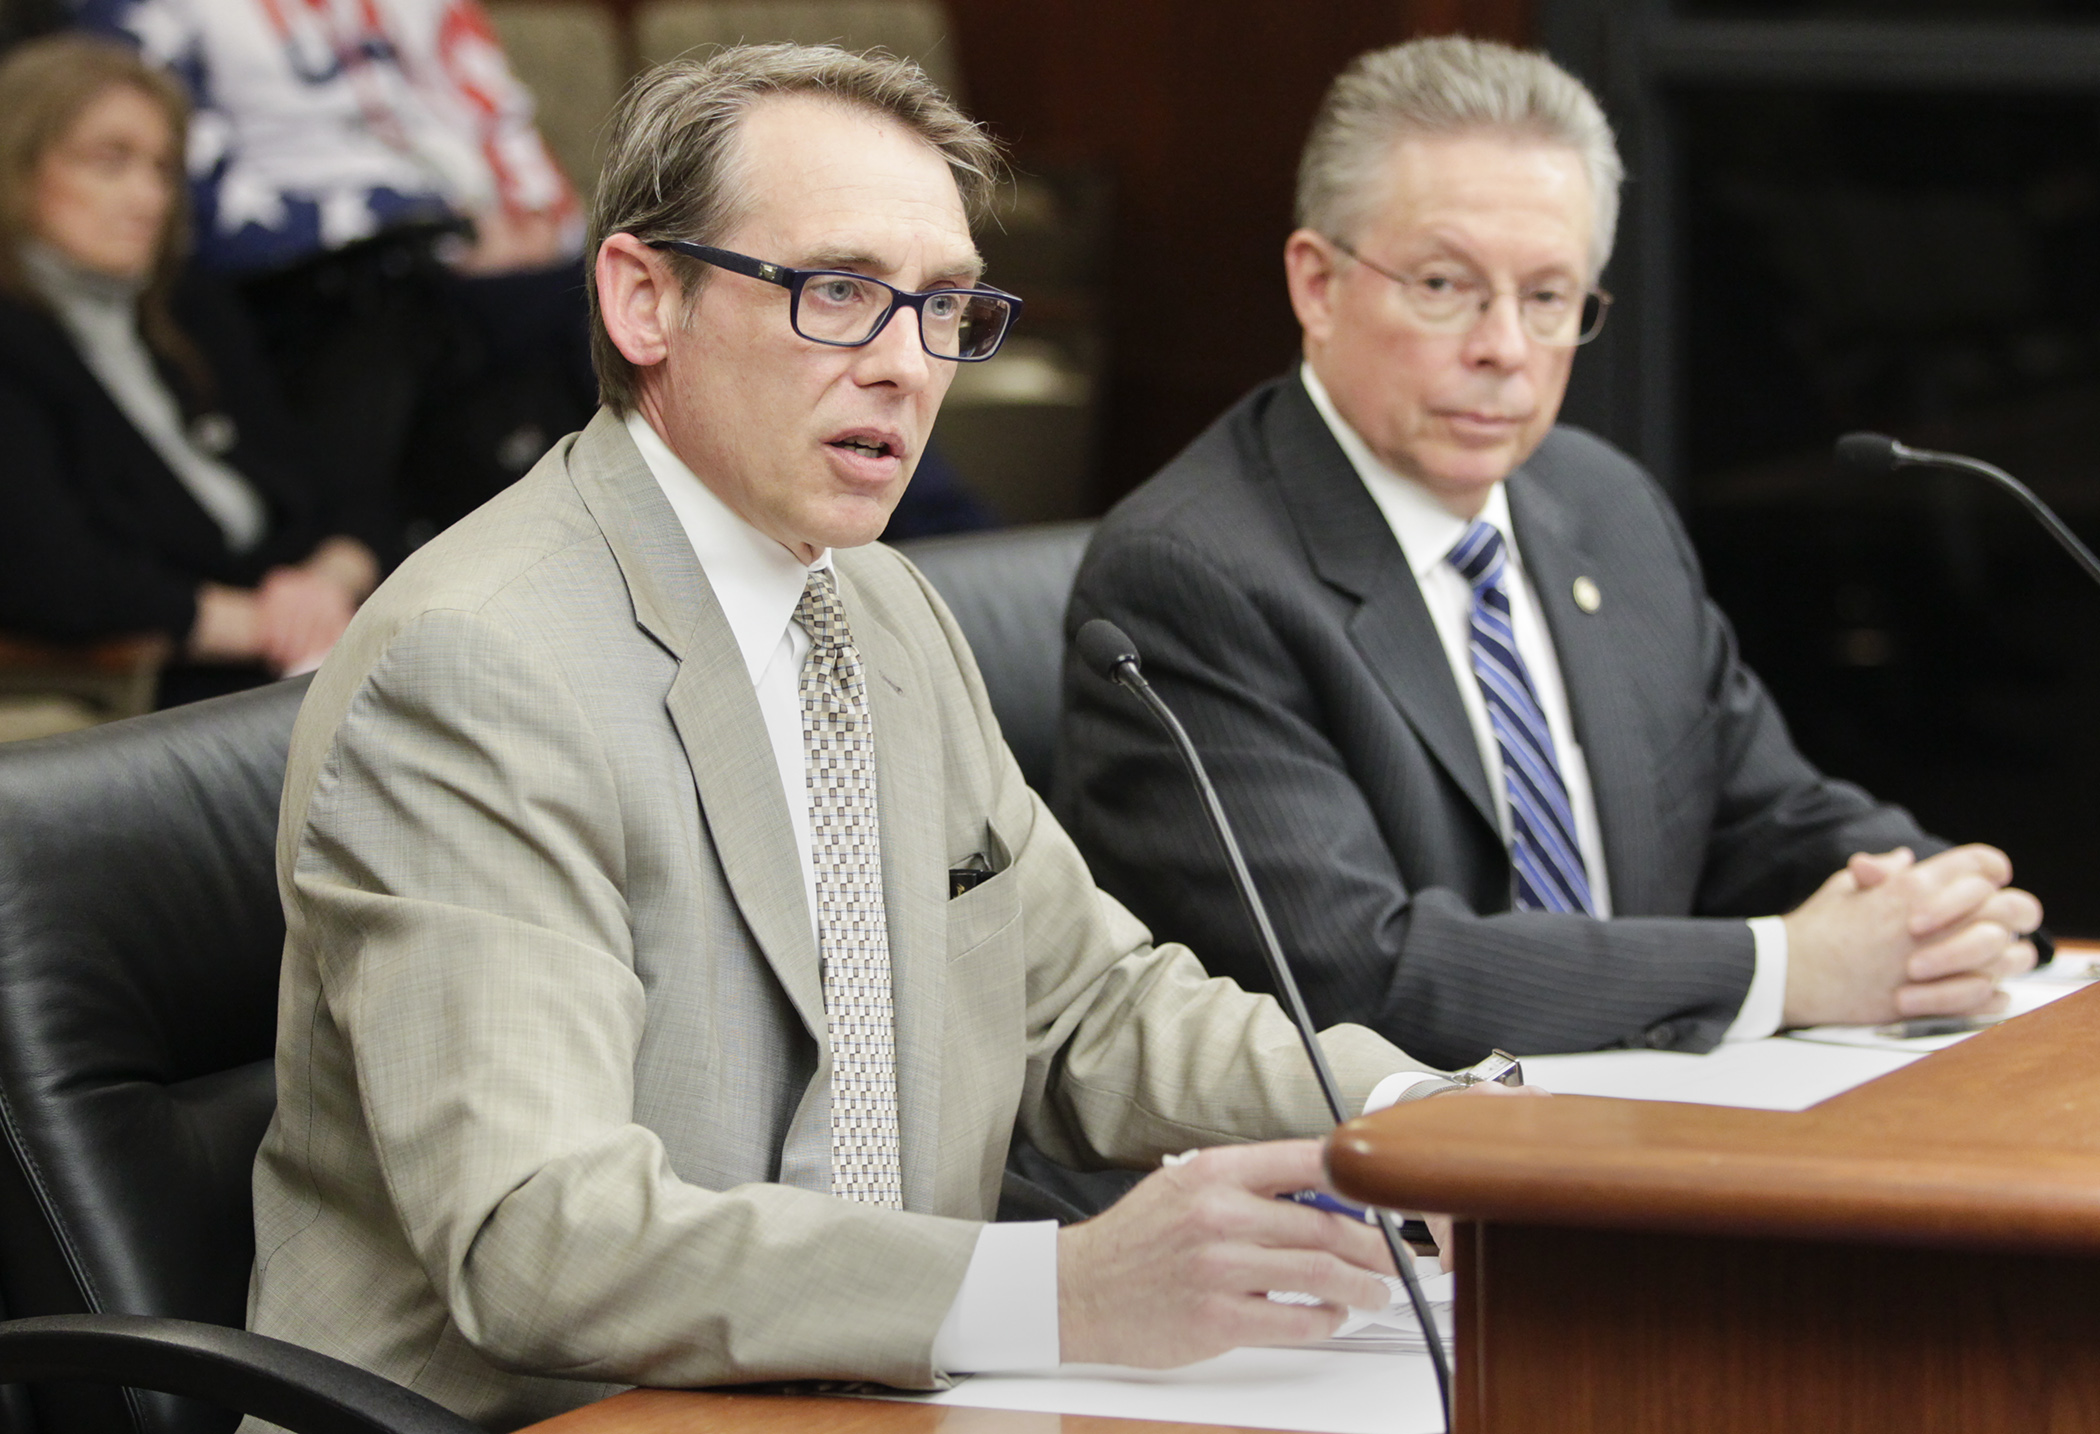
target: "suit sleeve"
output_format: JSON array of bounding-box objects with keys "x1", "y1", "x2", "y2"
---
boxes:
[
  {"x1": 1000, "y1": 775, "x2": 1444, "y2": 1172},
  {"x1": 1058, "y1": 526, "x2": 1784, "y2": 1068},
  {"x1": 894, "y1": 560, "x2": 1442, "y2": 1172},
  {"x1": 278, "y1": 607, "x2": 979, "y2": 1392}
]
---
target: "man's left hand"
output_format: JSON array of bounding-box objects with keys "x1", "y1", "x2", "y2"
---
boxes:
[{"x1": 1849, "y1": 844, "x2": 2041, "y2": 1016}]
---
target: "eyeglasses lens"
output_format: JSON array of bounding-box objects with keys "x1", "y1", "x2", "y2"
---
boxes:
[
  {"x1": 1400, "y1": 278, "x2": 1473, "y2": 329},
  {"x1": 797, "y1": 275, "x2": 891, "y2": 345},
  {"x1": 945, "y1": 293, "x2": 1014, "y2": 360},
  {"x1": 794, "y1": 274, "x2": 1014, "y2": 359},
  {"x1": 1517, "y1": 290, "x2": 1608, "y2": 347}
]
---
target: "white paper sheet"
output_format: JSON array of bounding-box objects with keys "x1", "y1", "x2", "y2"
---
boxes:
[
  {"x1": 877, "y1": 1347, "x2": 1448, "y2": 1434},
  {"x1": 1312, "y1": 1271, "x2": 1455, "y2": 1353},
  {"x1": 1518, "y1": 1038, "x2": 1917, "y2": 1110},
  {"x1": 1523, "y1": 967, "x2": 2091, "y2": 1109}
]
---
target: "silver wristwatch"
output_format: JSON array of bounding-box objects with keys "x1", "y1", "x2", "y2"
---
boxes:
[{"x1": 1450, "y1": 1049, "x2": 1524, "y2": 1089}]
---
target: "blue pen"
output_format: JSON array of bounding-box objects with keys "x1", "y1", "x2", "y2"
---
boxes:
[
  {"x1": 1281, "y1": 1188, "x2": 1376, "y2": 1222},
  {"x1": 1157, "y1": 1153, "x2": 1379, "y2": 1225}
]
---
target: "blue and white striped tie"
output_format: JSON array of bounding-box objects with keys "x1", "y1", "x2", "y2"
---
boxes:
[{"x1": 1447, "y1": 520, "x2": 1597, "y2": 916}]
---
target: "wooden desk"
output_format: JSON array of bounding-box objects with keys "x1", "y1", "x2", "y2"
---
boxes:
[
  {"x1": 522, "y1": 954, "x2": 2100, "y2": 1434},
  {"x1": 1329, "y1": 966, "x2": 2100, "y2": 1433},
  {"x1": 526, "y1": 1386, "x2": 1250, "y2": 1434}
]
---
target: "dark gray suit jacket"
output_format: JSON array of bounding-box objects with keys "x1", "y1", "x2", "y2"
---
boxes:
[{"x1": 1054, "y1": 374, "x2": 1937, "y2": 1069}]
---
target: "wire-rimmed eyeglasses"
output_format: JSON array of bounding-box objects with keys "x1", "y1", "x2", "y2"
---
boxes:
[
  {"x1": 646, "y1": 240, "x2": 1023, "y2": 361},
  {"x1": 1330, "y1": 238, "x2": 1612, "y2": 348}
]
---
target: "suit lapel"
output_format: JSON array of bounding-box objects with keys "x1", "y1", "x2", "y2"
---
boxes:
[
  {"x1": 1507, "y1": 468, "x2": 1654, "y2": 912},
  {"x1": 566, "y1": 412, "x2": 826, "y2": 1044},
  {"x1": 836, "y1": 560, "x2": 947, "y2": 1214},
  {"x1": 1, "y1": 301, "x2": 237, "y2": 568},
  {"x1": 1267, "y1": 380, "x2": 1499, "y2": 837}
]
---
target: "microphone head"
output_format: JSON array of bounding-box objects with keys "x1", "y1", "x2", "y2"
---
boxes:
[
  {"x1": 1076, "y1": 619, "x2": 1142, "y2": 682},
  {"x1": 1835, "y1": 432, "x2": 1905, "y2": 474}
]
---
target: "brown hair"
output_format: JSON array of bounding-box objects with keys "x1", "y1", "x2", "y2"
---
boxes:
[
  {"x1": 588, "y1": 42, "x2": 1005, "y2": 413},
  {"x1": 0, "y1": 34, "x2": 209, "y2": 400}
]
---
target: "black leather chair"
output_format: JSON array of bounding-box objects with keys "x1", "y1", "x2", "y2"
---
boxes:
[
  {"x1": 0, "y1": 678, "x2": 473, "y2": 1434},
  {"x1": 895, "y1": 520, "x2": 1094, "y2": 794}
]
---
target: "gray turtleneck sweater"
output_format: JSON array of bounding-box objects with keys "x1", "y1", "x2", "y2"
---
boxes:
[{"x1": 22, "y1": 242, "x2": 266, "y2": 552}]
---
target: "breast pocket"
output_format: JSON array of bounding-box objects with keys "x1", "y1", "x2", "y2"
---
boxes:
[
  {"x1": 948, "y1": 870, "x2": 1020, "y2": 955},
  {"x1": 941, "y1": 846, "x2": 1028, "y2": 1168},
  {"x1": 947, "y1": 814, "x2": 1022, "y2": 962}
]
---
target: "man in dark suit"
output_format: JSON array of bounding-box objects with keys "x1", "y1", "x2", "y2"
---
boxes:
[{"x1": 1056, "y1": 36, "x2": 2043, "y2": 1070}]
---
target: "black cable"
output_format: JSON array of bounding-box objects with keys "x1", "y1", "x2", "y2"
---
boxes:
[{"x1": 1077, "y1": 619, "x2": 1453, "y2": 1429}]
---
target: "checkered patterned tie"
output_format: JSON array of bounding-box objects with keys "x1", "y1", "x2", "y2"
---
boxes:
[
  {"x1": 1447, "y1": 520, "x2": 1598, "y2": 916},
  {"x1": 794, "y1": 567, "x2": 903, "y2": 1207}
]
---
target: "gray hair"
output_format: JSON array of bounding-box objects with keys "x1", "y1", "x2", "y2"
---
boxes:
[
  {"x1": 587, "y1": 42, "x2": 1005, "y2": 413},
  {"x1": 1296, "y1": 36, "x2": 1623, "y2": 279}
]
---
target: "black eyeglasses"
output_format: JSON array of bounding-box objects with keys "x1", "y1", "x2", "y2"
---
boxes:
[{"x1": 646, "y1": 240, "x2": 1022, "y2": 362}]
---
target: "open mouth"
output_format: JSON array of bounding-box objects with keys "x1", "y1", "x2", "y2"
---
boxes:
[{"x1": 830, "y1": 436, "x2": 896, "y2": 459}]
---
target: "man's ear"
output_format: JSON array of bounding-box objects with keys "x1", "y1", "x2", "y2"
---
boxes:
[
  {"x1": 596, "y1": 233, "x2": 683, "y2": 369},
  {"x1": 1284, "y1": 228, "x2": 1341, "y2": 348}
]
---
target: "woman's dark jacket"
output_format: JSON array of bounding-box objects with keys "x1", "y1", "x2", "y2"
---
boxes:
[{"x1": 0, "y1": 268, "x2": 392, "y2": 643}]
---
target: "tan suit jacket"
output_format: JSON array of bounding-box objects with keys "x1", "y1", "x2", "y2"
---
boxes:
[{"x1": 247, "y1": 410, "x2": 1437, "y2": 1431}]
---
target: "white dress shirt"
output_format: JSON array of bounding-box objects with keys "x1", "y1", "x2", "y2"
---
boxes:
[
  {"x1": 1296, "y1": 369, "x2": 1787, "y2": 1042},
  {"x1": 626, "y1": 413, "x2": 1059, "y2": 1373}
]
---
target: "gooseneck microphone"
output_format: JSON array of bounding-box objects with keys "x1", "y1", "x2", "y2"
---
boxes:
[
  {"x1": 1075, "y1": 618, "x2": 1453, "y2": 1427},
  {"x1": 1836, "y1": 433, "x2": 2100, "y2": 590},
  {"x1": 1076, "y1": 621, "x2": 1350, "y2": 1121}
]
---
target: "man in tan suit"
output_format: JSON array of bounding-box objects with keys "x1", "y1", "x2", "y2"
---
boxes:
[{"x1": 247, "y1": 44, "x2": 1459, "y2": 1432}]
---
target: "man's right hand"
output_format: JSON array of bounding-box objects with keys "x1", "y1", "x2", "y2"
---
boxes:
[
  {"x1": 1057, "y1": 1140, "x2": 1394, "y2": 1368},
  {"x1": 1780, "y1": 844, "x2": 2042, "y2": 1028}
]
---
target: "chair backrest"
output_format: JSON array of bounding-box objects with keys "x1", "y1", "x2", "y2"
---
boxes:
[
  {"x1": 895, "y1": 522, "x2": 1092, "y2": 793},
  {"x1": 0, "y1": 679, "x2": 311, "y2": 1434}
]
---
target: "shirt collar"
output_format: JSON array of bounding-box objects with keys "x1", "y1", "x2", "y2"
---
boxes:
[
  {"x1": 625, "y1": 410, "x2": 830, "y2": 684},
  {"x1": 1298, "y1": 363, "x2": 1518, "y2": 581},
  {"x1": 19, "y1": 240, "x2": 145, "y2": 312}
]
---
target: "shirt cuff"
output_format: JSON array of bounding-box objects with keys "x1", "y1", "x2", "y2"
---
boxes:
[
  {"x1": 930, "y1": 1220, "x2": 1060, "y2": 1373},
  {"x1": 1362, "y1": 1072, "x2": 1462, "y2": 1113},
  {"x1": 1724, "y1": 916, "x2": 1791, "y2": 1042}
]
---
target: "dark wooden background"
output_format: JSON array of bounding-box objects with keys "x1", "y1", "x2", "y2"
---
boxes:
[
  {"x1": 942, "y1": 0, "x2": 1533, "y2": 501},
  {"x1": 563, "y1": 0, "x2": 1532, "y2": 502}
]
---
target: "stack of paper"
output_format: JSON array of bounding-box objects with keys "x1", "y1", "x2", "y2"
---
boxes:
[{"x1": 1305, "y1": 1271, "x2": 1455, "y2": 1354}]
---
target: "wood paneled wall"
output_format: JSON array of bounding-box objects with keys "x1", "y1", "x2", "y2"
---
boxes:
[{"x1": 943, "y1": 0, "x2": 1532, "y2": 503}]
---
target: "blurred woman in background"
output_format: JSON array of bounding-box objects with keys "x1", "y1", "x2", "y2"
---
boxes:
[{"x1": 0, "y1": 35, "x2": 390, "y2": 704}]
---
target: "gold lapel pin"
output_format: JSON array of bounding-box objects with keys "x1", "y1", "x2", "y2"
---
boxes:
[{"x1": 1573, "y1": 576, "x2": 1602, "y2": 613}]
